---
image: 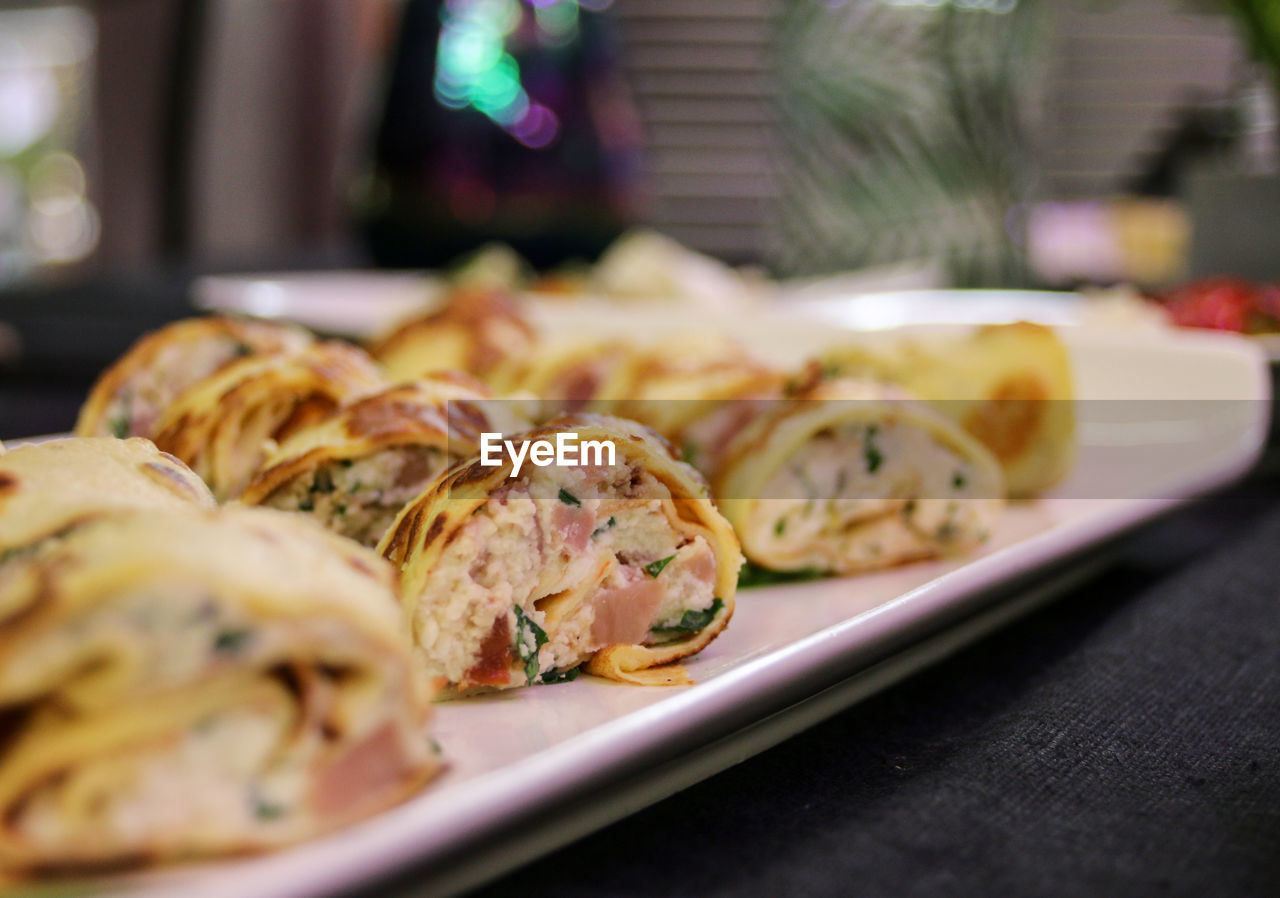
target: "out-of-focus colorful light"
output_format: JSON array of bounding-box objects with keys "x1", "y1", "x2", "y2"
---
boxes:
[{"x1": 433, "y1": 0, "x2": 575, "y2": 147}]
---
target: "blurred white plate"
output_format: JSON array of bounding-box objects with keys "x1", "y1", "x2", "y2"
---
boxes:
[
  {"x1": 193, "y1": 271, "x2": 442, "y2": 338},
  {"x1": 36, "y1": 315, "x2": 1265, "y2": 898}
]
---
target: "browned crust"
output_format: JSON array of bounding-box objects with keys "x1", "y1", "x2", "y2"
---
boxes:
[
  {"x1": 74, "y1": 316, "x2": 311, "y2": 438},
  {"x1": 367, "y1": 288, "x2": 535, "y2": 378}
]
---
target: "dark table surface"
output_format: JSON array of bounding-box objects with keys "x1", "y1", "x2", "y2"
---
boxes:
[{"x1": 4, "y1": 279, "x2": 1278, "y2": 898}]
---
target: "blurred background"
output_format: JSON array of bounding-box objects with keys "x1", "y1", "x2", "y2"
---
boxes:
[{"x1": 1, "y1": 0, "x2": 1278, "y2": 429}]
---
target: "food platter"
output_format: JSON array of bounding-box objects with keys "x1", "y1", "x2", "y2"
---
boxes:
[{"x1": 12, "y1": 307, "x2": 1267, "y2": 898}]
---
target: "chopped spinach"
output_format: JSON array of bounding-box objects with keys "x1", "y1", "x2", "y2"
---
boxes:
[
  {"x1": 214, "y1": 628, "x2": 253, "y2": 656},
  {"x1": 557, "y1": 488, "x2": 581, "y2": 507},
  {"x1": 737, "y1": 561, "x2": 826, "y2": 589},
  {"x1": 538, "y1": 666, "x2": 581, "y2": 685},
  {"x1": 251, "y1": 792, "x2": 286, "y2": 820},
  {"x1": 311, "y1": 469, "x2": 335, "y2": 494},
  {"x1": 864, "y1": 426, "x2": 884, "y2": 474},
  {"x1": 513, "y1": 605, "x2": 548, "y2": 684},
  {"x1": 108, "y1": 393, "x2": 132, "y2": 438},
  {"x1": 651, "y1": 598, "x2": 724, "y2": 636},
  {"x1": 644, "y1": 554, "x2": 677, "y2": 578}
]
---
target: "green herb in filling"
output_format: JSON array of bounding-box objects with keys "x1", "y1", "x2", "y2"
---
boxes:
[
  {"x1": 864, "y1": 426, "x2": 884, "y2": 474},
  {"x1": 297, "y1": 497, "x2": 314, "y2": 512},
  {"x1": 232, "y1": 341, "x2": 255, "y2": 358},
  {"x1": 513, "y1": 605, "x2": 548, "y2": 684},
  {"x1": 557, "y1": 488, "x2": 580, "y2": 506},
  {"x1": 651, "y1": 598, "x2": 725, "y2": 636},
  {"x1": 774, "y1": 517, "x2": 787, "y2": 536},
  {"x1": 644, "y1": 554, "x2": 676, "y2": 578},
  {"x1": 108, "y1": 392, "x2": 132, "y2": 438},
  {"x1": 311, "y1": 468, "x2": 335, "y2": 494},
  {"x1": 214, "y1": 628, "x2": 252, "y2": 656},
  {"x1": 592, "y1": 516, "x2": 617, "y2": 537},
  {"x1": 251, "y1": 792, "x2": 286, "y2": 820},
  {"x1": 737, "y1": 561, "x2": 826, "y2": 589},
  {"x1": 953, "y1": 471, "x2": 967, "y2": 490},
  {"x1": 538, "y1": 666, "x2": 581, "y2": 685},
  {"x1": 680, "y1": 442, "x2": 700, "y2": 465}
]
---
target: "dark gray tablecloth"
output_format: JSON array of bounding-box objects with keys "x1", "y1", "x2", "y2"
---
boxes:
[{"x1": 446, "y1": 475, "x2": 1280, "y2": 898}]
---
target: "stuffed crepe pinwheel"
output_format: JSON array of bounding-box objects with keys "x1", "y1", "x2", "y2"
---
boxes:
[
  {"x1": 242, "y1": 375, "x2": 528, "y2": 547},
  {"x1": 816, "y1": 323, "x2": 1074, "y2": 497},
  {"x1": 75, "y1": 316, "x2": 312, "y2": 440},
  {"x1": 0, "y1": 506, "x2": 439, "y2": 873},
  {"x1": 715, "y1": 379, "x2": 1005, "y2": 574},
  {"x1": 152, "y1": 341, "x2": 386, "y2": 500},
  {"x1": 379, "y1": 414, "x2": 742, "y2": 692}
]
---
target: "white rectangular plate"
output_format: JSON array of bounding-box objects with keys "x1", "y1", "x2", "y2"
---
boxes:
[{"x1": 20, "y1": 317, "x2": 1270, "y2": 898}]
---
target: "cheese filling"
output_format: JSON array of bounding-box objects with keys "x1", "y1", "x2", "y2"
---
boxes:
[
  {"x1": 266, "y1": 448, "x2": 449, "y2": 548},
  {"x1": 410, "y1": 463, "x2": 720, "y2": 688},
  {"x1": 753, "y1": 420, "x2": 998, "y2": 567}
]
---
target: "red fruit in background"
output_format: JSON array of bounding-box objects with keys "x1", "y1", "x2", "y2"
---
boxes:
[
  {"x1": 1254, "y1": 284, "x2": 1280, "y2": 328},
  {"x1": 1162, "y1": 278, "x2": 1256, "y2": 332}
]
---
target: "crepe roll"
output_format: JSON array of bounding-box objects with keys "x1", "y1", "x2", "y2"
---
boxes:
[
  {"x1": 0, "y1": 506, "x2": 438, "y2": 873},
  {"x1": 0, "y1": 437, "x2": 213, "y2": 560},
  {"x1": 490, "y1": 338, "x2": 640, "y2": 415},
  {"x1": 152, "y1": 341, "x2": 387, "y2": 500},
  {"x1": 369, "y1": 288, "x2": 536, "y2": 384},
  {"x1": 610, "y1": 337, "x2": 786, "y2": 457},
  {"x1": 242, "y1": 376, "x2": 529, "y2": 547},
  {"x1": 75, "y1": 316, "x2": 312, "y2": 440},
  {"x1": 817, "y1": 323, "x2": 1074, "y2": 497},
  {"x1": 715, "y1": 379, "x2": 1004, "y2": 574},
  {"x1": 379, "y1": 414, "x2": 742, "y2": 691}
]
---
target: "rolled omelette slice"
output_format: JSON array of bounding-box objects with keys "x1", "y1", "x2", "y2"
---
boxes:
[
  {"x1": 0, "y1": 506, "x2": 438, "y2": 873},
  {"x1": 241, "y1": 375, "x2": 530, "y2": 547},
  {"x1": 378, "y1": 414, "x2": 743, "y2": 691},
  {"x1": 152, "y1": 340, "x2": 387, "y2": 500},
  {"x1": 489, "y1": 337, "x2": 642, "y2": 416},
  {"x1": 715, "y1": 378, "x2": 1005, "y2": 574},
  {"x1": 0, "y1": 437, "x2": 213, "y2": 560},
  {"x1": 817, "y1": 322, "x2": 1074, "y2": 497},
  {"x1": 75, "y1": 316, "x2": 313, "y2": 440},
  {"x1": 368, "y1": 287, "x2": 536, "y2": 384},
  {"x1": 608, "y1": 336, "x2": 786, "y2": 462}
]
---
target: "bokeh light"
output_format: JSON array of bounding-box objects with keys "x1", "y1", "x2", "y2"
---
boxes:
[{"x1": 432, "y1": 0, "x2": 572, "y2": 148}]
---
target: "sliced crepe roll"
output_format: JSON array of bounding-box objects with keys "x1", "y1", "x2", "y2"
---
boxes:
[
  {"x1": 152, "y1": 341, "x2": 387, "y2": 500},
  {"x1": 715, "y1": 379, "x2": 1004, "y2": 574},
  {"x1": 241, "y1": 376, "x2": 529, "y2": 547},
  {"x1": 75, "y1": 316, "x2": 312, "y2": 439},
  {"x1": 0, "y1": 437, "x2": 213, "y2": 560},
  {"x1": 379, "y1": 414, "x2": 742, "y2": 692},
  {"x1": 817, "y1": 322, "x2": 1075, "y2": 497},
  {"x1": 0, "y1": 507, "x2": 438, "y2": 873},
  {"x1": 369, "y1": 288, "x2": 536, "y2": 384}
]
